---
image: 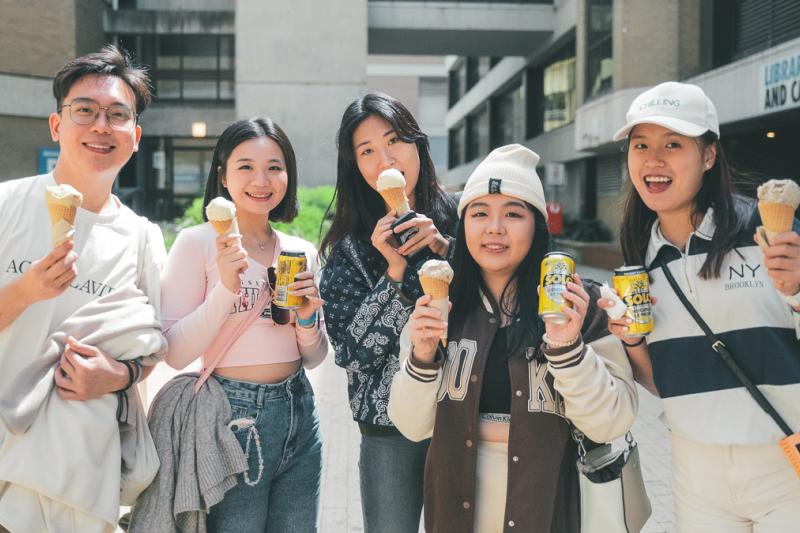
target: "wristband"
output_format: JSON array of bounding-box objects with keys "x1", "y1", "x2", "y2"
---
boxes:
[
  {"x1": 133, "y1": 358, "x2": 144, "y2": 384},
  {"x1": 621, "y1": 336, "x2": 646, "y2": 348},
  {"x1": 296, "y1": 311, "x2": 318, "y2": 328},
  {"x1": 118, "y1": 360, "x2": 135, "y2": 392}
]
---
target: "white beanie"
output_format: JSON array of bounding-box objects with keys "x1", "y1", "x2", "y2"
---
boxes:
[{"x1": 458, "y1": 144, "x2": 548, "y2": 220}]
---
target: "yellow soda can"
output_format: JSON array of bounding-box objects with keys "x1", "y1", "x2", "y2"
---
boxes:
[
  {"x1": 274, "y1": 250, "x2": 307, "y2": 309},
  {"x1": 612, "y1": 265, "x2": 653, "y2": 336},
  {"x1": 538, "y1": 252, "x2": 575, "y2": 324}
]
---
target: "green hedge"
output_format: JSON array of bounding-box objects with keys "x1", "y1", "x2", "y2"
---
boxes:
[{"x1": 162, "y1": 186, "x2": 335, "y2": 251}]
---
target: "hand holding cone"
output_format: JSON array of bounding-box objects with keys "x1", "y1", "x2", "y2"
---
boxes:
[
  {"x1": 377, "y1": 169, "x2": 411, "y2": 216},
  {"x1": 757, "y1": 179, "x2": 800, "y2": 246},
  {"x1": 418, "y1": 259, "x2": 454, "y2": 347},
  {"x1": 45, "y1": 184, "x2": 83, "y2": 248},
  {"x1": 206, "y1": 197, "x2": 240, "y2": 236}
]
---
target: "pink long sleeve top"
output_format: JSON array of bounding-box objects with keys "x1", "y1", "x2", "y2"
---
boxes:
[{"x1": 161, "y1": 223, "x2": 330, "y2": 371}]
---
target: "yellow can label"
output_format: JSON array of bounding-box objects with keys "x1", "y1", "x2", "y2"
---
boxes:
[
  {"x1": 274, "y1": 252, "x2": 307, "y2": 309},
  {"x1": 538, "y1": 253, "x2": 575, "y2": 321},
  {"x1": 613, "y1": 267, "x2": 653, "y2": 336}
]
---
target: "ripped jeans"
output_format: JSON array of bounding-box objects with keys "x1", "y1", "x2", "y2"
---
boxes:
[{"x1": 208, "y1": 369, "x2": 322, "y2": 533}]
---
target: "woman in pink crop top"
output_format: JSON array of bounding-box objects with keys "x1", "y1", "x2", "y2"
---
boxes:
[{"x1": 158, "y1": 118, "x2": 329, "y2": 531}]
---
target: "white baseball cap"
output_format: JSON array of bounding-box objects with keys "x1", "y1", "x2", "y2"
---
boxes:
[
  {"x1": 612, "y1": 81, "x2": 720, "y2": 142},
  {"x1": 458, "y1": 144, "x2": 547, "y2": 220}
]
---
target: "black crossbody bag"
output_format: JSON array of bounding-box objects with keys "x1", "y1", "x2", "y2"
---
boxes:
[{"x1": 656, "y1": 256, "x2": 800, "y2": 477}]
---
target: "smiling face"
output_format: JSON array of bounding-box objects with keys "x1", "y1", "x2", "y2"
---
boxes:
[
  {"x1": 221, "y1": 136, "x2": 288, "y2": 219},
  {"x1": 49, "y1": 74, "x2": 141, "y2": 183},
  {"x1": 464, "y1": 194, "x2": 536, "y2": 283},
  {"x1": 352, "y1": 115, "x2": 420, "y2": 200},
  {"x1": 627, "y1": 123, "x2": 716, "y2": 222}
]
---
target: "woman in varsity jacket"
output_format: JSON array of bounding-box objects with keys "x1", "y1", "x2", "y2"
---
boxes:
[
  {"x1": 388, "y1": 144, "x2": 638, "y2": 533},
  {"x1": 319, "y1": 93, "x2": 458, "y2": 533},
  {"x1": 604, "y1": 81, "x2": 800, "y2": 532}
]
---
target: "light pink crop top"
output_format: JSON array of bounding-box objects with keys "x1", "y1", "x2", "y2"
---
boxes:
[{"x1": 160, "y1": 223, "x2": 329, "y2": 371}]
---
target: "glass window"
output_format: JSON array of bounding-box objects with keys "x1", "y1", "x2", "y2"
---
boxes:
[
  {"x1": 467, "y1": 106, "x2": 490, "y2": 162},
  {"x1": 173, "y1": 149, "x2": 212, "y2": 196},
  {"x1": 449, "y1": 124, "x2": 465, "y2": 169},
  {"x1": 586, "y1": 0, "x2": 613, "y2": 100},
  {"x1": 543, "y1": 56, "x2": 576, "y2": 132},
  {"x1": 182, "y1": 35, "x2": 218, "y2": 70},
  {"x1": 157, "y1": 36, "x2": 182, "y2": 70},
  {"x1": 121, "y1": 33, "x2": 234, "y2": 102},
  {"x1": 491, "y1": 82, "x2": 524, "y2": 147}
]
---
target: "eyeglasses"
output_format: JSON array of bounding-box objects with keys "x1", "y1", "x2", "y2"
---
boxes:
[
  {"x1": 267, "y1": 267, "x2": 291, "y2": 325},
  {"x1": 60, "y1": 98, "x2": 138, "y2": 130}
]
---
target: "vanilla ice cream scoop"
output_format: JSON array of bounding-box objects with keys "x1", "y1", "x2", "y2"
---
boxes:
[
  {"x1": 376, "y1": 168, "x2": 406, "y2": 191},
  {"x1": 418, "y1": 259, "x2": 454, "y2": 283},
  {"x1": 205, "y1": 197, "x2": 239, "y2": 235},
  {"x1": 757, "y1": 179, "x2": 800, "y2": 206}
]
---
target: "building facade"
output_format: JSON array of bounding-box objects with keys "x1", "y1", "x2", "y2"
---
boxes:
[
  {"x1": 0, "y1": 0, "x2": 450, "y2": 219},
  {"x1": 445, "y1": 0, "x2": 800, "y2": 244}
]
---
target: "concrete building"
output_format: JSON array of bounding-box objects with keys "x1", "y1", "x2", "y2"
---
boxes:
[
  {"x1": 0, "y1": 0, "x2": 452, "y2": 219},
  {"x1": 445, "y1": 0, "x2": 800, "y2": 258}
]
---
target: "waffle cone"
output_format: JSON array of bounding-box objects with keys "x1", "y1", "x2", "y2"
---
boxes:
[
  {"x1": 46, "y1": 202, "x2": 77, "y2": 226},
  {"x1": 419, "y1": 275, "x2": 450, "y2": 299},
  {"x1": 209, "y1": 218, "x2": 234, "y2": 235},
  {"x1": 759, "y1": 201, "x2": 796, "y2": 234},
  {"x1": 421, "y1": 275, "x2": 450, "y2": 347},
  {"x1": 379, "y1": 187, "x2": 410, "y2": 215}
]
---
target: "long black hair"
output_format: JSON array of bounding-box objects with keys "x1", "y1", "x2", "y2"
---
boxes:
[
  {"x1": 319, "y1": 93, "x2": 457, "y2": 259},
  {"x1": 619, "y1": 131, "x2": 745, "y2": 279},
  {"x1": 450, "y1": 208, "x2": 550, "y2": 354},
  {"x1": 202, "y1": 117, "x2": 299, "y2": 223}
]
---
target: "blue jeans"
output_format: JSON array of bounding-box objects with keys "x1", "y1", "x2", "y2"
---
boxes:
[
  {"x1": 359, "y1": 432, "x2": 429, "y2": 533},
  {"x1": 207, "y1": 369, "x2": 322, "y2": 533}
]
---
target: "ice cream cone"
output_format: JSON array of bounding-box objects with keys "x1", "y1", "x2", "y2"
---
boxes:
[
  {"x1": 756, "y1": 179, "x2": 800, "y2": 245},
  {"x1": 379, "y1": 187, "x2": 410, "y2": 216},
  {"x1": 45, "y1": 184, "x2": 83, "y2": 247},
  {"x1": 209, "y1": 218, "x2": 235, "y2": 235},
  {"x1": 418, "y1": 260, "x2": 454, "y2": 347},
  {"x1": 206, "y1": 197, "x2": 239, "y2": 236},
  {"x1": 377, "y1": 169, "x2": 410, "y2": 215}
]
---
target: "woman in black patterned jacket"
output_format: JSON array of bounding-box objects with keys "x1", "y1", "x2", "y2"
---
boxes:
[{"x1": 319, "y1": 93, "x2": 457, "y2": 533}]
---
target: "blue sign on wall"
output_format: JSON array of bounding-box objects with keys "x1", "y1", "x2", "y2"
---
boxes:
[{"x1": 38, "y1": 147, "x2": 59, "y2": 174}]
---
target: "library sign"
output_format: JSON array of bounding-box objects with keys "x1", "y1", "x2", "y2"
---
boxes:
[{"x1": 763, "y1": 51, "x2": 800, "y2": 111}]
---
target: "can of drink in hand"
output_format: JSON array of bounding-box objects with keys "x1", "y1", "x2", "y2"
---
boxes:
[
  {"x1": 538, "y1": 252, "x2": 575, "y2": 324},
  {"x1": 612, "y1": 265, "x2": 653, "y2": 336},
  {"x1": 274, "y1": 250, "x2": 307, "y2": 309}
]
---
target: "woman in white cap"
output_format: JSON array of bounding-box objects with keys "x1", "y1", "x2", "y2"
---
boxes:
[
  {"x1": 388, "y1": 144, "x2": 638, "y2": 532},
  {"x1": 606, "y1": 81, "x2": 800, "y2": 531}
]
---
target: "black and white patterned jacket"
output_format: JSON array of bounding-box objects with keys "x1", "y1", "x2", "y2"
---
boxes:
[{"x1": 321, "y1": 235, "x2": 450, "y2": 426}]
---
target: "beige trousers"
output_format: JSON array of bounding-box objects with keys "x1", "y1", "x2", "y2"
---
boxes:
[
  {"x1": 0, "y1": 482, "x2": 111, "y2": 533},
  {"x1": 474, "y1": 440, "x2": 509, "y2": 533},
  {"x1": 671, "y1": 432, "x2": 800, "y2": 533}
]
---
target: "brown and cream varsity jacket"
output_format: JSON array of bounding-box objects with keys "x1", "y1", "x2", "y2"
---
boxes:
[{"x1": 388, "y1": 283, "x2": 638, "y2": 533}]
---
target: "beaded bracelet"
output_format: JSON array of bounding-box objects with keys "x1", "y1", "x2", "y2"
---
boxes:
[{"x1": 542, "y1": 333, "x2": 581, "y2": 349}]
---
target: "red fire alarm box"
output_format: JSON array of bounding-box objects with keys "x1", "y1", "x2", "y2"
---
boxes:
[{"x1": 547, "y1": 202, "x2": 563, "y2": 235}]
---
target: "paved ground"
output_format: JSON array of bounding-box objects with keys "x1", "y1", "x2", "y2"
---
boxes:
[{"x1": 129, "y1": 263, "x2": 676, "y2": 532}]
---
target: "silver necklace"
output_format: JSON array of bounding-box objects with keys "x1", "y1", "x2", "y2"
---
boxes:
[{"x1": 243, "y1": 230, "x2": 273, "y2": 251}]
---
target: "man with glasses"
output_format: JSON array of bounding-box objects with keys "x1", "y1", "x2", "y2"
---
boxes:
[{"x1": 0, "y1": 46, "x2": 167, "y2": 532}]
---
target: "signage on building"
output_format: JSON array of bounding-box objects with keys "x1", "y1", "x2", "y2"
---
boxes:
[
  {"x1": 762, "y1": 51, "x2": 800, "y2": 112},
  {"x1": 38, "y1": 147, "x2": 59, "y2": 174},
  {"x1": 545, "y1": 163, "x2": 566, "y2": 186},
  {"x1": 152, "y1": 151, "x2": 166, "y2": 170}
]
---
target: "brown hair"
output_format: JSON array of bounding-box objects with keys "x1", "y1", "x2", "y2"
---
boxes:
[{"x1": 52, "y1": 44, "x2": 152, "y2": 116}]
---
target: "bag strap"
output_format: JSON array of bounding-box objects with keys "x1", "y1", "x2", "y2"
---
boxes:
[
  {"x1": 656, "y1": 255, "x2": 794, "y2": 436},
  {"x1": 194, "y1": 285, "x2": 272, "y2": 393}
]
